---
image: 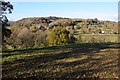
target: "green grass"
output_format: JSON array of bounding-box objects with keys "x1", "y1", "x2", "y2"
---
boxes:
[
  {"x1": 2, "y1": 43, "x2": 119, "y2": 79},
  {"x1": 75, "y1": 33, "x2": 118, "y2": 35},
  {"x1": 76, "y1": 22, "x2": 89, "y2": 26},
  {"x1": 74, "y1": 34, "x2": 119, "y2": 43}
]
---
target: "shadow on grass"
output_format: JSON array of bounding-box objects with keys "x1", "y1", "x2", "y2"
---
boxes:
[
  {"x1": 2, "y1": 42, "x2": 119, "y2": 79},
  {"x1": 2, "y1": 42, "x2": 120, "y2": 57},
  {"x1": 2, "y1": 42, "x2": 120, "y2": 53}
]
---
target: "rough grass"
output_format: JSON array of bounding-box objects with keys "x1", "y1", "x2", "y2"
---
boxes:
[
  {"x1": 2, "y1": 43, "x2": 120, "y2": 79},
  {"x1": 75, "y1": 34, "x2": 119, "y2": 43}
]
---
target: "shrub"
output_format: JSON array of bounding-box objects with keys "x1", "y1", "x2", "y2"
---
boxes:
[
  {"x1": 46, "y1": 27, "x2": 70, "y2": 46},
  {"x1": 30, "y1": 26, "x2": 35, "y2": 30},
  {"x1": 4, "y1": 27, "x2": 49, "y2": 49},
  {"x1": 69, "y1": 35, "x2": 77, "y2": 43},
  {"x1": 34, "y1": 31, "x2": 47, "y2": 47}
]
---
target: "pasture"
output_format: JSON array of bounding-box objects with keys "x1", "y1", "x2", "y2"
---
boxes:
[{"x1": 2, "y1": 43, "x2": 120, "y2": 79}]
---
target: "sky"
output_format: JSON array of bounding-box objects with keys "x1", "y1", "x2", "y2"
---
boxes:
[
  {"x1": 4, "y1": 0, "x2": 120, "y2": 2},
  {"x1": 6, "y1": 2, "x2": 118, "y2": 21}
]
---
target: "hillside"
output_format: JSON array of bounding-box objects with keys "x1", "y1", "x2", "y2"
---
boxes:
[
  {"x1": 3, "y1": 16, "x2": 119, "y2": 50},
  {"x1": 12, "y1": 16, "x2": 68, "y2": 27},
  {"x1": 11, "y1": 16, "x2": 118, "y2": 34}
]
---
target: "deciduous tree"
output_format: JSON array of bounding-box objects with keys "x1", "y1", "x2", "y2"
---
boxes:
[{"x1": 46, "y1": 27, "x2": 70, "y2": 46}]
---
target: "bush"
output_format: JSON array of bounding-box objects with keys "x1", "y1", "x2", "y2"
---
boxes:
[
  {"x1": 46, "y1": 27, "x2": 70, "y2": 46},
  {"x1": 4, "y1": 27, "x2": 48, "y2": 49},
  {"x1": 30, "y1": 26, "x2": 35, "y2": 30},
  {"x1": 34, "y1": 31, "x2": 47, "y2": 47}
]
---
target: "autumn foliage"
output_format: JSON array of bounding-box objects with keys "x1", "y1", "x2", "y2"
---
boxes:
[{"x1": 46, "y1": 27, "x2": 70, "y2": 46}]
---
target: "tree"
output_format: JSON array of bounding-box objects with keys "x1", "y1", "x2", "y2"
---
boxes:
[
  {"x1": 0, "y1": 1, "x2": 13, "y2": 49},
  {"x1": 94, "y1": 18, "x2": 98, "y2": 22},
  {"x1": 46, "y1": 27, "x2": 70, "y2": 46},
  {"x1": 34, "y1": 31, "x2": 47, "y2": 47},
  {"x1": 1, "y1": 1, "x2": 13, "y2": 37}
]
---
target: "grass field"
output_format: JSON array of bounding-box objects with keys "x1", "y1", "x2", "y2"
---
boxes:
[
  {"x1": 2, "y1": 43, "x2": 120, "y2": 79},
  {"x1": 75, "y1": 34, "x2": 119, "y2": 43}
]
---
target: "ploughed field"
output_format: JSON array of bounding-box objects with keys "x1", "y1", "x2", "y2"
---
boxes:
[{"x1": 2, "y1": 43, "x2": 120, "y2": 79}]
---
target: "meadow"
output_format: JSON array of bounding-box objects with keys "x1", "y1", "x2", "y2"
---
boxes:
[
  {"x1": 75, "y1": 34, "x2": 119, "y2": 43},
  {"x1": 2, "y1": 43, "x2": 119, "y2": 79}
]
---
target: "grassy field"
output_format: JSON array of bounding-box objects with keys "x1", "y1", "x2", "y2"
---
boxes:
[
  {"x1": 2, "y1": 43, "x2": 120, "y2": 79},
  {"x1": 75, "y1": 34, "x2": 119, "y2": 43}
]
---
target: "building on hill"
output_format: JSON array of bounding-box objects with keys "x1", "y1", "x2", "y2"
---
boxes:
[{"x1": 101, "y1": 30, "x2": 107, "y2": 34}]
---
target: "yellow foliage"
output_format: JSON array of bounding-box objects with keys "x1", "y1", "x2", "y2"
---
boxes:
[
  {"x1": 5, "y1": 45, "x2": 14, "y2": 50},
  {"x1": 46, "y1": 27, "x2": 69, "y2": 46},
  {"x1": 30, "y1": 26, "x2": 35, "y2": 30}
]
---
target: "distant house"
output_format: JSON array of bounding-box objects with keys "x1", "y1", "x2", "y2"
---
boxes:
[{"x1": 101, "y1": 31, "x2": 107, "y2": 34}]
